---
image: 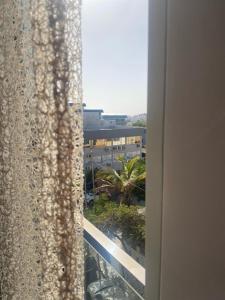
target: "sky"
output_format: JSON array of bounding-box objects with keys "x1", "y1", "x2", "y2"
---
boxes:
[{"x1": 82, "y1": 0, "x2": 148, "y2": 116}]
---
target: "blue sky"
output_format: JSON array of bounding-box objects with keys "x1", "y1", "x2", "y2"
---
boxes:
[{"x1": 82, "y1": 0, "x2": 148, "y2": 115}]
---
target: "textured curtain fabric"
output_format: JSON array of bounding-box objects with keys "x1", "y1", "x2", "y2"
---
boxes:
[{"x1": 0, "y1": 1, "x2": 83, "y2": 299}]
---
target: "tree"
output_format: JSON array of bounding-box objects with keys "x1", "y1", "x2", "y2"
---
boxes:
[
  {"x1": 84, "y1": 195, "x2": 145, "y2": 254},
  {"x1": 132, "y1": 120, "x2": 146, "y2": 127},
  {"x1": 96, "y1": 156, "x2": 146, "y2": 206},
  {"x1": 97, "y1": 204, "x2": 145, "y2": 253}
]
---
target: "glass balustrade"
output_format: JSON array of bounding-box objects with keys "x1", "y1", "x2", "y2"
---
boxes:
[{"x1": 84, "y1": 218, "x2": 145, "y2": 300}]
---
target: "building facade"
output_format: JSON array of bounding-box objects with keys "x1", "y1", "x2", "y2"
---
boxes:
[
  {"x1": 83, "y1": 109, "x2": 104, "y2": 129},
  {"x1": 84, "y1": 127, "x2": 146, "y2": 170},
  {"x1": 83, "y1": 108, "x2": 128, "y2": 130}
]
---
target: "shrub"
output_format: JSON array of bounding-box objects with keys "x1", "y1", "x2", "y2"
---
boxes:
[{"x1": 84, "y1": 194, "x2": 145, "y2": 253}]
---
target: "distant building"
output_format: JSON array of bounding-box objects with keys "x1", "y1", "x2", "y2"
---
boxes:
[
  {"x1": 83, "y1": 107, "x2": 128, "y2": 129},
  {"x1": 83, "y1": 109, "x2": 104, "y2": 129},
  {"x1": 82, "y1": 105, "x2": 146, "y2": 171},
  {"x1": 102, "y1": 115, "x2": 128, "y2": 127},
  {"x1": 84, "y1": 127, "x2": 146, "y2": 170}
]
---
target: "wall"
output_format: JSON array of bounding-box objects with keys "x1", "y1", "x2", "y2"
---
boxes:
[
  {"x1": 84, "y1": 144, "x2": 141, "y2": 169},
  {"x1": 146, "y1": 1, "x2": 225, "y2": 299},
  {"x1": 83, "y1": 111, "x2": 103, "y2": 129}
]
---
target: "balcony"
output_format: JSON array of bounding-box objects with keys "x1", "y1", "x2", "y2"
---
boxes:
[{"x1": 84, "y1": 218, "x2": 145, "y2": 299}]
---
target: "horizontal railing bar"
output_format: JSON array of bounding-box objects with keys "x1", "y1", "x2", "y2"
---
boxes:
[{"x1": 84, "y1": 217, "x2": 145, "y2": 285}]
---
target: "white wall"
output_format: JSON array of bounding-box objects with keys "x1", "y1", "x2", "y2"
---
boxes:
[{"x1": 146, "y1": 1, "x2": 225, "y2": 299}]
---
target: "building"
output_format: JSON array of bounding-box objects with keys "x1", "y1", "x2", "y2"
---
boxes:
[
  {"x1": 84, "y1": 127, "x2": 146, "y2": 170},
  {"x1": 83, "y1": 109, "x2": 104, "y2": 129},
  {"x1": 83, "y1": 105, "x2": 146, "y2": 171},
  {"x1": 83, "y1": 107, "x2": 128, "y2": 129},
  {"x1": 102, "y1": 114, "x2": 128, "y2": 127}
]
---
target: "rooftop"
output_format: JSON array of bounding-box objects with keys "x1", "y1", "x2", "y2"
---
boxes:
[
  {"x1": 102, "y1": 115, "x2": 128, "y2": 120},
  {"x1": 84, "y1": 109, "x2": 104, "y2": 113},
  {"x1": 84, "y1": 127, "x2": 146, "y2": 139}
]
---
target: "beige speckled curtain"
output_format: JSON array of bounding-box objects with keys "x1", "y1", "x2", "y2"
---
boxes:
[{"x1": 0, "y1": 0, "x2": 83, "y2": 299}]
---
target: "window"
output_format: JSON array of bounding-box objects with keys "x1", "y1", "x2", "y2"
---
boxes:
[
  {"x1": 126, "y1": 136, "x2": 141, "y2": 144},
  {"x1": 93, "y1": 139, "x2": 112, "y2": 147},
  {"x1": 112, "y1": 137, "x2": 126, "y2": 146},
  {"x1": 83, "y1": 0, "x2": 148, "y2": 298}
]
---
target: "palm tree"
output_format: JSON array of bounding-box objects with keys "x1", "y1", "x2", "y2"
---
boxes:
[{"x1": 96, "y1": 156, "x2": 146, "y2": 206}]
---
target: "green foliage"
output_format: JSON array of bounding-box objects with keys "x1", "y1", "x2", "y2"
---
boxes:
[
  {"x1": 132, "y1": 120, "x2": 146, "y2": 127},
  {"x1": 84, "y1": 193, "x2": 117, "y2": 223},
  {"x1": 84, "y1": 194, "x2": 145, "y2": 253},
  {"x1": 95, "y1": 156, "x2": 146, "y2": 205}
]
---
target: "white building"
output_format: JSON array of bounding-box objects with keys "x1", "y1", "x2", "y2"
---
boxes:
[{"x1": 83, "y1": 108, "x2": 128, "y2": 130}]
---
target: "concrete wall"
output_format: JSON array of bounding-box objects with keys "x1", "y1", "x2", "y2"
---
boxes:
[
  {"x1": 146, "y1": 1, "x2": 225, "y2": 299},
  {"x1": 83, "y1": 111, "x2": 103, "y2": 129}
]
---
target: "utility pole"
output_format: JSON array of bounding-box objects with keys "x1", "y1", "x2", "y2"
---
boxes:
[
  {"x1": 111, "y1": 139, "x2": 113, "y2": 168},
  {"x1": 90, "y1": 140, "x2": 95, "y2": 193},
  {"x1": 84, "y1": 167, "x2": 88, "y2": 208}
]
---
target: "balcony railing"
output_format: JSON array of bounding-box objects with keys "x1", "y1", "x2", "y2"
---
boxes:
[{"x1": 84, "y1": 218, "x2": 145, "y2": 299}]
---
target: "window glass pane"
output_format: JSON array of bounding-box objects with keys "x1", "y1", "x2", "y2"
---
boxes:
[{"x1": 83, "y1": 0, "x2": 148, "y2": 297}]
